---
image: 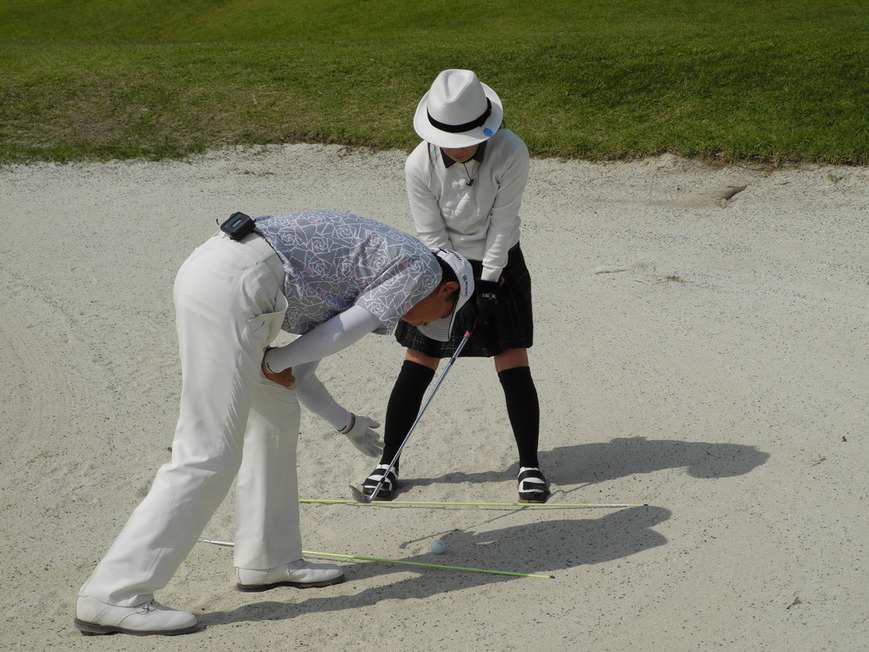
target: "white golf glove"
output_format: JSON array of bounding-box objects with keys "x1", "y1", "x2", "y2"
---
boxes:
[{"x1": 340, "y1": 414, "x2": 383, "y2": 458}]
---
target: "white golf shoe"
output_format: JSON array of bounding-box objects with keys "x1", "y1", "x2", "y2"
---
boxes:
[
  {"x1": 74, "y1": 593, "x2": 198, "y2": 636},
  {"x1": 236, "y1": 559, "x2": 345, "y2": 592}
]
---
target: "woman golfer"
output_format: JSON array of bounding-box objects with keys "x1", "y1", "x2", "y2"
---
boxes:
[{"x1": 361, "y1": 69, "x2": 549, "y2": 503}]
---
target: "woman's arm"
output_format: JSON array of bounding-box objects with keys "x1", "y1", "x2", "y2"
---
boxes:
[{"x1": 481, "y1": 135, "x2": 530, "y2": 281}]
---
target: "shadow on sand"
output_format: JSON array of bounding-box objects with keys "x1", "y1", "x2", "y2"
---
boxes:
[
  {"x1": 394, "y1": 435, "x2": 770, "y2": 494},
  {"x1": 201, "y1": 504, "x2": 670, "y2": 628},
  {"x1": 200, "y1": 436, "x2": 766, "y2": 628}
]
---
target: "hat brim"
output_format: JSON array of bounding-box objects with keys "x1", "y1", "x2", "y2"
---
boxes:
[
  {"x1": 416, "y1": 314, "x2": 456, "y2": 342},
  {"x1": 413, "y1": 82, "x2": 504, "y2": 149},
  {"x1": 417, "y1": 250, "x2": 474, "y2": 342}
]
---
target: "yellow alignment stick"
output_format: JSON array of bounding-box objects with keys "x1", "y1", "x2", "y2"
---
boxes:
[
  {"x1": 300, "y1": 498, "x2": 646, "y2": 508},
  {"x1": 197, "y1": 539, "x2": 553, "y2": 579}
]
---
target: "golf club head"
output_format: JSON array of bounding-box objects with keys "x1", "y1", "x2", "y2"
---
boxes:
[{"x1": 348, "y1": 484, "x2": 373, "y2": 504}]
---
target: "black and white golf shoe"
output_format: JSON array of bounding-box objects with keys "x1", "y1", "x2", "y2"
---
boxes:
[
  {"x1": 517, "y1": 467, "x2": 550, "y2": 503},
  {"x1": 362, "y1": 464, "x2": 399, "y2": 500}
]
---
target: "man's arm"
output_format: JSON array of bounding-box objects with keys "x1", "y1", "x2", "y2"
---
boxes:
[{"x1": 263, "y1": 305, "x2": 383, "y2": 372}]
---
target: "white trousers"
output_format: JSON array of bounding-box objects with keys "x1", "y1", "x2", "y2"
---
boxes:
[{"x1": 81, "y1": 233, "x2": 301, "y2": 606}]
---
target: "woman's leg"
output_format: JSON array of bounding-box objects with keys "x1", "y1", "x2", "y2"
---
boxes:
[
  {"x1": 381, "y1": 349, "x2": 439, "y2": 471},
  {"x1": 495, "y1": 348, "x2": 548, "y2": 501},
  {"x1": 494, "y1": 348, "x2": 540, "y2": 468},
  {"x1": 362, "y1": 349, "x2": 437, "y2": 498}
]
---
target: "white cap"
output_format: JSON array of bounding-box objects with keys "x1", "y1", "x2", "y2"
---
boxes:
[{"x1": 417, "y1": 249, "x2": 475, "y2": 341}]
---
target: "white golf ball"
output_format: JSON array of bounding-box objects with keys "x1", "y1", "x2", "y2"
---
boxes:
[{"x1": 430, "y1": 539, "x2": 446, "y2": 554}]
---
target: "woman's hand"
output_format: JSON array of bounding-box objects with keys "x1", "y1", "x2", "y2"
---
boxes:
[{"x1": 475, "y1": 279, "x2": 501, "y2": 328}]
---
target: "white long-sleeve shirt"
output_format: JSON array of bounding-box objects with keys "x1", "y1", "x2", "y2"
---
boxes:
[{"x1": 405, "y1": 129, "x2": 529, "y2": 282}]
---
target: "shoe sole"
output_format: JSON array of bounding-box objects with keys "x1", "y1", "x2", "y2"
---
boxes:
[
  {"x1": 236, "y1": 575, "x2": 346, "y2": 593},
  {"x1": 74, "y1": 618, "x2": 199, "y2": 636},
  {"x1": 362, "y1": 484, "x2": 398, "y2": 501},
  {"x1": 518, "y1": 491, "x2": 551, "y2": 504}
]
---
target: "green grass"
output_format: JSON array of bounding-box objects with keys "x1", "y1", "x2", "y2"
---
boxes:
[{"x1": 1, "y1": 0, "x2": 866, "y2": 164}]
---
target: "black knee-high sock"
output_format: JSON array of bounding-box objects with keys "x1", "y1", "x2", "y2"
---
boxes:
[
  {"x1": 381, "y1": 360, "x2": 436, "y2": 472},
  {"x1": 498, "y1": 366, "x2": 540, "y2": 468}
]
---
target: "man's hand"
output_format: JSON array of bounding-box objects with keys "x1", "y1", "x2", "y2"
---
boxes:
[
  {"x1": 341, "y1": 415, "x2": 384, "y2": 458},
  {"x1": 262, "y1": 359, "x2": 296, "y2": 390}
]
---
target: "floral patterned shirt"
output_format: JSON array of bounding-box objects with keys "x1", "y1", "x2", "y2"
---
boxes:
[{"x1": 255, "y1": 211, "x2": 440, "y2": 335}]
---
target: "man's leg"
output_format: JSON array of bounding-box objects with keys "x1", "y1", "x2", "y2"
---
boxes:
[
  {"x1": 234, "y1": 375, "x2": 303, "y2": 569},
  {"x1": 234, "y1": 371, "x2": 344, "y2": 590},
  {"x1": 77, "y1": 234, "x2": 285, "y2": 620}
]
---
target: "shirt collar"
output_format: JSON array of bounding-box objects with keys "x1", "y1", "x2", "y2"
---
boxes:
[{"x1": 441, "y1": 141, "x2": 487, "y2": 168}]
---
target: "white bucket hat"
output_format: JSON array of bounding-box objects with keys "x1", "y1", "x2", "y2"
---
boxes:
[
  {"x1": 413, "y1": 69, "x2": 504, "y2": 148},
  {"x1": 417, "y1": 249, "x2": 475, "y2": 342}
]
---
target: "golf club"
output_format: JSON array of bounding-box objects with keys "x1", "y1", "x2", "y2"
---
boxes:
[{"x1": 348, "y1": 329, "x2": 472, "y2": 503}]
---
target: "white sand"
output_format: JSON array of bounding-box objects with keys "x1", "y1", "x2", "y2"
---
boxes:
[{"x1": 1, "y1": 146, "x2": 867, "y2": 650}]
